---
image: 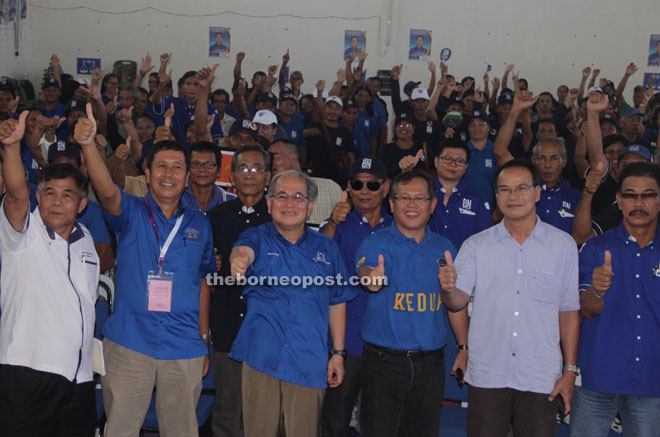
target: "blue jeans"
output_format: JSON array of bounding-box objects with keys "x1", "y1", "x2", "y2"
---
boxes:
[{"x1": 570, "y1": 385, "x2": 660, "y2": 437}]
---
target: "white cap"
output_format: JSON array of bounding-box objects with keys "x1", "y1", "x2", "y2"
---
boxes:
[
  {"x1": 77, "y1": 78, "x2": 91, "y2": 87},
  {"x1": 252, "y1": 109, "x2": 278, "y2": 126},
  {"x1": 588, "y1": 86, "x2": 603, "y2": 94},
  {"x1": 325, "y1": 96, "x2": 343, "y2": 108},
  {"x1": 312, "y1": 88, "x2": 329, "y2": 99},
  {"x1": 411, "y1": 88, "x2": 430, "y2": 101}
]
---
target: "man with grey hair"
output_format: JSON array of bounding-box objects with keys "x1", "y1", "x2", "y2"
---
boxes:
[
  {"x1": 494, "y1": 92, "x2": 581, "y2": 233},
  {"x1": 229, "y1": 169, "x2": 357, "y2": 437}
]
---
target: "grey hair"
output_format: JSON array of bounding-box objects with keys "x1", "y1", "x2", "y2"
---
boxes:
[
  {"x1": 121, "y1": 85, "x2": 140, "y2": 101},
  {"x1": 267, "y1": 170, "x2": 318, "y2": 203},
  {"x1": 532, "y1": 136, "x2": 567, "y2": 160}
]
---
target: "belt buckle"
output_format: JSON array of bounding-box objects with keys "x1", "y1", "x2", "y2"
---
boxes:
[{"x1": 406, "y1": 350, "x2": 420, "y2": 358}]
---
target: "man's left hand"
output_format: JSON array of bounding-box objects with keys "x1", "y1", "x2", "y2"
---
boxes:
[
  {"x1": 548, "y1": 372, "x2": 576, "y2": 414},
  {"x1": 327, "y1": 354, "x2": 345, "y2": 388}
]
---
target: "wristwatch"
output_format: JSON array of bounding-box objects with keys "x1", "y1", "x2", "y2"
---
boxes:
[
  {"x1": 457, "y1": 344, "x2": 469, "y2": 351},
  {"x1": 563, "y1": 364, "x2": 579, "y2": 375},
  {"x1": 331, "y1": 349, "x2": 347, "y2": 358}
]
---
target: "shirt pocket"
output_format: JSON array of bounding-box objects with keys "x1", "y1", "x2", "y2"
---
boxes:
[{"x1": 529, "y1": 270, "x2": 560, "y2": 304}]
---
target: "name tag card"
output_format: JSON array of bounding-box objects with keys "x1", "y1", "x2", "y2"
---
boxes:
[{"x1": 147, "y1": 271, "x2": 174, "y2": 312}]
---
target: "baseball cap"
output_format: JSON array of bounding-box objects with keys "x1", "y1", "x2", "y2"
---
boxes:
[
  {"x1": 279, "y1": 89, "x2": 297, "y2": 103},
  {"x1": 257, "y1": 92, "x2": 277, "y2": 104},
  {"x1": 228, "y1": 118, "x2": 258, "y2": 138},
  {"x1": 587, "y1": 86, "x2": 604, "y2": 94},
  {"x1": 620, "y1": 107, "x2": 641, "y2": 120},
  {"x1": 325, "y1": 96, "x2": 343, "y2": 108},
  {"x1": 0, "y1": 78, "x2": 16, "y2": 95},
  {"x1": 497, "y1": 94, "x2": 513, "y2": 106},
  {"x1": 67, "y1": 99, "x2": 87, "y2": 113},
  {"x1": 48, "y1": 141, "x2": 81, "y2": 162},
  {"x1": 403, "y1": 81, "x2": 421, "y2": 95},
  {"x1": 349, "y1": 157, "x2": 387, "y2": 179},
  {"x1": 410, "y1": 88, "x2": 430, "y2": 101},
  {"x1": 344, "y1": 98, "x2": 358, "y2": 109},
  {"x1": 599, "y1": 114, "x2": 619, "y2": 128},
  {"x1": 618, "y1": 144, "x2": 651, "y2": 161},
  {"x1": 468, "y1": 111, "x2": 489, "y2": 123},
  {"x1": 42, "y1": 77, "x2": 60, "y2": 90},
  {"x1": 252, "y1": 110, "x2": 278, "y2": 126}
]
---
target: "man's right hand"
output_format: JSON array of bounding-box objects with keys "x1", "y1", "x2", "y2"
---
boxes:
[
  {"x1": 329, "y1": 191, "x2": 351, "y2": 225},
  {"x1": 587, "y1": 92, "x2": 609, "y2": 113},
  {"x1": 592, "y1": 250, "x2": 613, "y2": 295},
  {"x1": 512, "y1": 90, "x2": 539, "y2": 115},
  {"x1": 231, "y1": 247, "x2": 250, "y2": 279},
  {"x1": 0, "y1": 111, "x2": 28, "y2": 146},
  {"x1": 399, "y1": 149, "x2": 423, "y2": 172},
  {"x1": 584, "y1": 162, "x2": 604, "y2": 195},
  {"x1": 391, "y1": 64, "x2": 402, "y2": 81},
  {"x1": 366, "y1": 255, "x2": 387, "y2": 292},
  {"x1": 73, "y1": 104, "x2": 97, "y2": 147},
  {"x1": 438, "y1": 250, "x2": 457, "y2": 290}
]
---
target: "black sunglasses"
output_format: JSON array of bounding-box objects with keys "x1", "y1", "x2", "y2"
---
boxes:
[{"x1": 349, "y1": 180, "x2": 383, "y2": 191}]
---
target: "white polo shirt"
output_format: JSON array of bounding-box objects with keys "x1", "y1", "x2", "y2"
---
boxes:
[{"x1": 0, "y1": 202, "x2": 99, "y2": 382}]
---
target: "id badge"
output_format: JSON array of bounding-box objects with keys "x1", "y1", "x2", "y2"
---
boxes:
[{"x1": 147, "y1": 270, "x2": 174, "y2": 312}]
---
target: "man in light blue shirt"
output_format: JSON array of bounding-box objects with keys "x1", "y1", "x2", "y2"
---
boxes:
[{"x1": 439, "y1": 159, "x2": 580, "y2": 437}]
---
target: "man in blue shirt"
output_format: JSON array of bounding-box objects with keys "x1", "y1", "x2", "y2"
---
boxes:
[
  {"x1": 74, "y1": 104, "x2": 216, "y2": 436},
  {"x1": 229, "y1": 170, "x2": 357, "y2": 437},
  {"x1": 356, "y1": 169, "x2": 468, "y2": 437},
  {"x1": 571, "y1": 162, "x2": 660, "y2": 437},
  {"x1": 463, "y1": 110, "x2": 496, "y2": 206},
  {"x1": 320, "y1": 157, "x2": 393, "y2": 436},
  {"x1": 277, "y1": 90, "x2": 306, "y2": 150},
  {"x1": 440, "y1": 159, "x2": 579, "y2": 437},
  {"x1": 409, "y1": 35, "x2": 428, "y2": 59},
  {"x1": 38, "y1": 78, "x2": 67, "y2": 120},
  {"x1": 429, "y1": 137, "x2": 492, "y2": 249},
  {"x1": 180, "y1": 140, "x2": 236, "y2": 213}
]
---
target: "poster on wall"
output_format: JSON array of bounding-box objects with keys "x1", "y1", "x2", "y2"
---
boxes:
[
  {"x1": 344, "y1": 30, "x2": 366, "y2": 60},
  {"x1": 643, "y1": 73, "x2": 660, "y2": 91},
  {"x1": 409, "y1": 29, "x2": 432, "y2": 61},
  {"x1": 209, "y1": 27, "x2": 231, "y2": 58},
  {"x1": 648, "y1": 35, "x2": 660, "y2": 67}
]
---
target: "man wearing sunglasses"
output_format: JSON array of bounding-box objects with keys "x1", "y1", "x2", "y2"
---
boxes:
[
  {"x1": 571, "y1": 162, "x2": 660, "y2": 437},
  {"x1": 320, "y1": 157, "x2": 393, "y2": 436}
]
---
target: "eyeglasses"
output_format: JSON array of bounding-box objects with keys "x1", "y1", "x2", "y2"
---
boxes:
[
  {"x1": 496, "y1": 184, "x2": 535, "y2": 196},
  {"x1": 349, "y1": 180, "x2": 383, "y2": 191},
  {"x1": 190, "y1": 161, "x2": 217, "y2": 169},
  {"x1": 236, "y1": 165, "x2": 265, "y2": 175},
  {"x1": 271, "y1": 192, "x2": 308, "y2": 203},
  {"x1": 392, "y1": 195, "x2": 432, "y2": 204},
  {"x1": 438, "y1": 156, "x2": 468, "y2": 167},
  {"x1": 620, "y1": 192, "x2": 660, "y2": 201}
]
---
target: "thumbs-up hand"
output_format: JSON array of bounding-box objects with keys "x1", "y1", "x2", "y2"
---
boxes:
[
  {"x1": 73, "y1": 103, "x2": 97, "y2": 147},
  {"x1": 592, "y1": 250, "x2": 613, "y2": 295},
  {"x1": 106, "y1": 95, "x2": 118, "y2": 115},
  {"x1": 0, "y1": 110, "x2": 28, "y2": 146},
  {"x1": 115, "y1": 137, "x2": 131, "y2": 160},
  {"x1": 231, "y1": 246, "x2": 250, "y2": 279},
  {"x1": 164, "y1": 103, "x2": 174, "y2": 128},
  {"x1": 329, "y1": 191, "x2": 351, "y2": 225},
  {"x1": 399, "y1": 149, "x2": 423, "y2": 172},
  {"x1": 366, "y1": 254, "x2": 387, "y2": 292},
  {"x1": 438, "y1": 250, "x2": 457, "y2": 291}
]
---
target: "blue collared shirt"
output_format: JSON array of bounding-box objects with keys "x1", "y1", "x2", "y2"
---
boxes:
[
  {"x1": 155, "y1": 96, "x2": 223, "y2": 147},
  {"x1": 229, "y1": 222, "x2": 357, "y2": 389},
  {"x1": 78, "y1": 200, "x2": 111, "y2": 245},
  {"x1": 430, "y1": 178, "x2": 492, "y2": 249},
  {"x1": 20, "y1": 140, "x2": 40, "y2": 185},
  {"x1": 372, "y1": 99, "x2": 388, "y2": 130},
  {"x1": 342, "y1": 112, "x2": 378, "y2": 158},
  {"x1": 180, "y1": 185, "x2": 236, "y2": 214},
  {"x1": 278, "y1": 116, "x2": 306, "y2": 148},
  {"x1": 536, "y1": 183, "x2": 581, "y2": 234},
  {"x1": 463, "y1": 140, "x2": 496, "y2": 206},
  {"x1": 320, "y1": 208, "x2": 393, "y2": 356},
  {"x1": 578, "y1": 224, "x2": 660, "y2": 397},
  {"x1": 455, "y1": 218, "x2": 579, "y2": 394},
  {"x1": 356, "y1": 222, "x2": 456, "y2": 351},
  {"x1": 101, "y1": 190, "x2": 215, "y2": 359}
]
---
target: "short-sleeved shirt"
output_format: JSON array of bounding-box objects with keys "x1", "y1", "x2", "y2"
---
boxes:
[
  {"x1": 229, "y1": 222, "x2": 357, "y2": 389},
  {"x1": 20, "y1": 140, "x2": 40, "y2": 185},
  {"x1": 462, "y1": 140, "x2": 496, "y2": 206},
  {"x1": 536, "y1": 183, "x2": 581, "y2": 234},
  {"x1": 430, "y1": 179, "x2": 492, "y2": 249},
  {"x1": 207, "y1": 197, "x2": 271, "y2": 352},
  {"x1": 378, "y1": 141, "x2": 426, "y2": 179},
  {"x1": 455, "y1": 219, "x2": 579, "y2": 394},
  {"x1": 154, "y1": 96, "x2": 223, "y2": 147},
  {"x1": 319, "y1": 207, "x2": 393, "y2": 356},
  {"x1": 101, "y1": 190, "x2": 216, "y2": 359},
  {"x1": 343, "y1": 112, "x2": 378, "y2": 158},
  {"x1": 179, "y1": 185, "x2": 236, "y2": 214},
  {"x1": 577, "y1": 224, "x2": 660, "y2": 397},
  {"x1": 356, "y1": 222, "x2": 456, "y2": 351},
  {"x1": 0, "y1": 203, "x2": 99, "y2": 383},
  {"x1": 371, "y1": 98, "x2": 388, "y2": 130},
  {"x1": 305, "y1": 121, "x2": 356, "y2": 186},
  {"x1": 278, "y1": 116, "x2": 306, "y2": 148}
]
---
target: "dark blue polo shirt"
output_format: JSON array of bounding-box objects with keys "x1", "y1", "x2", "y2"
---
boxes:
[
  {"x1": 536, "y1": 183, "x2": 581, "y2": 234},
  {"x1": 156, "y1": 96, "x2": 223, "y2": 147},
  {"x1": 430, "y1": 178, "x2": 492, "y2": 249},
  {"x1": 20, "y1": 140, "x2": 40, "y2": 185},
  {"x1": 463, "y1": 140, "x2": 496, "y2": 206},
  {"x1": 101, "y1": 190, "x2": 215, "y2": 359},
  {"x1": 578, "y1": 224, "x2": 660, "y2": 397},
  {"x1": 278, "y1": 115, "x2": 306, "y2": 148},
  {"x1": 342, "y1": 112, "x2": 378, "y2": 158},
  {"x1": 229, "y1": 222, "x2": 357, "y2": 388},
  {"x1": 356, "y1": 223, "x2": 456, "y2": 351},
  {"x1": 180, "y1": 185, "x2": 236, "y2": 214},
  {"x1": 320, "y1": 208, "x2": 393, "y2": 356}
]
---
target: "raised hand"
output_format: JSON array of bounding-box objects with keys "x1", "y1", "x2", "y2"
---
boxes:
[
  {"x1": 268, "y1": 64, "x2": 279, "y2": 76},
  {"x1": 231, "y1": 247, "x2": 250, "y2": 279},
  {"x1": 438, "y1": 250, "x2": 457, "y2": 290},
  {"x1": 439, "y1": 61, "x2": 448, "y2": 76},
  {"x1": 89, "y1": 86, "x2": 102, "y2": 102},
  {"x1": 491, "y1": 77, "x2": 500, "y2": 89},
  {"x1": 483, "y1": 72, "x2": 489, "y2": 84},
  {"x1": 160, "y1": 52, "x2": 172, "y2": 65},
  {"x1": 565, "y1": 88, "x2": 579, "y2": 107},
  {"x1": 91, "y1": 68, "x2": 104, "y2": 83},
  {"x1": 582, "y1": 66, "x2": 591, "y2": 79},
  {"x1": 428, "y1": 61, "x2": 436, "y2": 73},
  {"x1": 463, "y1": 79, "x2": 475, "y2": 91},
  {"x1": 106, "y1": 95, "x2": 118, "y2": 115},
  {"x1": 236, "y1": 52, "x2": 245, "y2": 62},
  {"x1": 50, "y1": 54, "x2": 60, "y2": 70},
  {"x1": 140, "y1": 54, "x2": 154, "y2": 75},
  {"x1": 197, "y1": 64, "x2": 219, "y2": 89},
  {"x1": 316, "y1": 80, "x2": 325, "y2": 92},
  {"x1": 512, "y1": 90, "x2": 539, "y2": 113},
  {"x1": 391, "y1": 64, "x2": 403, "y2": 81},
  {"x1": 592, "y1": 69, "x2": 600, "y2": 78},
  {"x1": 592, "y1": 250, "x2": 613, "y2": 295},
  {"x1": 159, "y1": 69, "x2": 173, "y2": 85},
  {"x1": 94, "y1": 134, "x2": 108, "y2": 152},
  {"x1": 282, "y1": 49, "x2": 290, "y2": 64},
  {"x1": 366, "y1": 255, "x2": 386, "y2": 292},
  {"x1": 115, "y1": 137, "x2": 130, "y2": 160},
  {"x1": 474, "y1": 87, "x2": 485, "y2": 103},
  {"x1": 0, "y1": 110, "x2": 28, "y2": 146},
  {"x1": 329, "y1": 191, "x2": 351, "y2": 225},
  {"x1": 358, "y1": 50, "x2": 368, "y2": 62},
  {"x1": 587, "y1": 92, "x2": 609, "y2": 113},
  {"x1": 73, "y1": 103, "x2": 98, "y2": 147},
  {"x1": 164, "y1": 103, "x2": 174, "y2": 127},
  {"x1": 399, "y1": 149, "x2": 423, "y2": 172},
  {"x1": 505, "y1": 63, "x2": 515, "y2": 73},
  {"x1": 336, "y1": 68, "x2": 346, "y2": 84},
  {"x1": 584, "y1": 162, "x2": 604, "y2": 195},
  {"x1": 625, "y1": 62, "x2": 638, "y2": 77},
  {"x1": 117, "y1": 105, "x2": 133, "y2": 122}
]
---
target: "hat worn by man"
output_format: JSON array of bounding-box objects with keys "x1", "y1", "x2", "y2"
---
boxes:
[
  {"x1": 257, "y1": 92, "x2": 277, "y2": 104},
  {"x1": 229, "y1": 118, "x2": 259, "y2": 137},
  {"x1": 279, "y1": 89, "x2": 297, "y2": 103},
  {"x1": 618, "y1": 144, "x2": 651, "y2": 161},
  {"x1": 252, "y1": 110, "x2": 278, "y2": 126},
  {"x1": 403, "y1": 81, "x2": 421, "y2": 95},
  {"x1": 349, "y1": 157, "x2": 387, "y2": 179},
  {"x1": 0, "y1": 79, "x2": 16, "y2": 95},
  {"x1": 599, "y1": 114, "x2": 619, "y2": 128},
  {"x1": 67, "y1": 100, "x2": 87, "y2": 113},
  {"x1": 48, "y1": 141, "x2": 81, "y2": 162},
  {"x1": 411, "y1": 88, "x2": 430, "y2": 101},
  {"x1": 325, "y1": 96, "x2": 343, "y2": 108},
  {"x1": 620, "y1": 107, "x2": 641, "y2": 120},
  {"x1": 497, "y1": 94, "x2": 513, "y2": 106},
  {"x1": 469, "y1": 111, "x2": 489, "y2": 123},
  {"x1": 42, "y1": 78, "x2": 60, "y2": 90}
]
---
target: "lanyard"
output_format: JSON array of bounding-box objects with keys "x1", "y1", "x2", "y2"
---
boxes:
[{"x1": 144, "y1": 198, "x2": 184, "y2": 269}]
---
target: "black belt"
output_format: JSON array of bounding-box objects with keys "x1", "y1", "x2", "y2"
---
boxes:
[{"x1": 365, "y1": 342, "x2": 441, "y2": 358}]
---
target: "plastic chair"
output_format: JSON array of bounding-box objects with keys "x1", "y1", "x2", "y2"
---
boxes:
[
  {"x1": 94, "y1": 278, "x2": 114, "y2": 436},
  {"x1": 112, "y1": 60, "x2": 137, "y2": 88}
]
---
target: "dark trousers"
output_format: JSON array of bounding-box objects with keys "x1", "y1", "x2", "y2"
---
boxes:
[
  {"x1": 322, "y1": 355, "x2": 363, "y2": 437},
  {"x1": 0, "y1": 364, "x2": 95, "y2": 437},
  {"x1": 467, "y1": 385, "x2": 557, "y2": 437},
  {"x1": 360, "y1": 343, "x2": 445, "y2": 437},
  {"x1": 212, "y1": 351, "x2": 243, "y2": 437}
]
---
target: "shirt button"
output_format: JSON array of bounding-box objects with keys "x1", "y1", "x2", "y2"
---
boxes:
[
  {"x1": 514, "y1": 311, "x2": 519, "y2": 316},
  {"x1": 635, "y1": 274, "x2": 640, "y2": 278},
  {"x1": 240, "y1": 296, "x2": 244, "y2": 300},
  {"x1": 636, "y1": 253, "x2": 640, "y2": 257},
  {"x1": 445, "y1": 210, "x2": 449, "y2": 213},
  {"x1": 516, "y1": 291, "x2": 520, "y2": 294},
  {"x1": 512, "y1": 353, "x2": 516, "y2": 356},
  {"x1": 513, "y1": 332, "x2": 518, "y2": 337},
  {"x1": 636, "y1": 294, "x2": 640, "y2": 299},
  {"x1": 444, "y1": 225, "x2": 447, "y2": 229},
  {"x1": 240, "y1": 313, "x2": 244, "y2": 317},
  {"x1": 637, "y1": 315, "x2": 641, "y2": 319},
  {"x1": 517, "y1": 269, "x2": 523, "y2": 274},
  {"x1": 635, "y1": 357, "x2": 640, "y2": 362},
  {"x1": 637, "y1": 336, "x2": 641, "y2": 340},
  {"x1": 546, "y1": 210, "x2": 550, "y2": 213}
]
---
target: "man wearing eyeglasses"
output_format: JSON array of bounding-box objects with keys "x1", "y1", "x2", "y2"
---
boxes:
[
  {"x1": 440, "y1": 159, "x2": 579, "y2": 437},
  {"x1": 355, "y1": 169, "x2": 467, "y2": 437},
  {"x1": 428, "y1": 137, "x2": 492, "y2": 250},
  {"x1": 180, "y1": 141, "x2": 236, "y2": 213},
  {"x1": 320, "y1": 157, "x2": 393, "y2": 436},
  {"x1": 570, "y1": 162, "x2": 660, "y2": 437},
  {"x1": 206, "y1": 145, "x2": 272, "y2": 437},
  {"x1": 229, "y1": 170, "x2": 357, "y2": 436}
]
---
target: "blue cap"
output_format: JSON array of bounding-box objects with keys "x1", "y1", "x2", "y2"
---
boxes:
[
  {"x1": 403, "y1": 80, "x2": 421, "y2": 95},
  {"x1": 620, "y1": 107, "x2": 641, "y2": 119},
  {"x1": 618, "y1": 144, "x2": 651, "y2": 160},
  {"x1": 349, "y1": 157, "x2": 387, "y2": 179}
]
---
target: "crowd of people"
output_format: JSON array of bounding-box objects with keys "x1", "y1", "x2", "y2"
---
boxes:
[{"x1": 0, "y1": 47, "x2": 658, "y2": 437}]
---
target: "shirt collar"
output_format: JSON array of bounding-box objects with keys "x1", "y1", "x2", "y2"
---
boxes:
[
  {"x1": 435, "y1": 177, "x2": 463, "y2": 195},
  {"x1": 349, "y1": 206, "x2": 390, "y2": 228},
  {"x1": 616, "y1": 222, "x2": 660, "y2": 248},
  {"x1": 494, "y1": 216, "x2": 547, "y2": 244},
  {"x1": 146, "y1": 191, "x2": 185, "y2": 221},
  {"x1": 388, "y1": 221, "x2": 432, "y2": 246},
  {"x1": 541, "y1": 183, "x2": 562, "y2": 193},
  {"x1": 34, "y1": 206, "x2": 85, "y2": 243},
  {"x1": 268, "y1": 221, "x2": 310, "y2": 246}
]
